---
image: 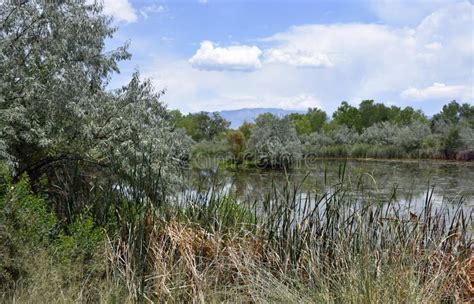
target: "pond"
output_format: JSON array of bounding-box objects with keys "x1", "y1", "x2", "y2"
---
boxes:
[{"x1": 186, "y1": 159, "x2": 474, "y2": 209}]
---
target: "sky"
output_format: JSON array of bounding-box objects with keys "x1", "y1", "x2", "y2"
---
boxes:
[{"x1": 102, "y1": 0, "x2": 474, "y2": 115}]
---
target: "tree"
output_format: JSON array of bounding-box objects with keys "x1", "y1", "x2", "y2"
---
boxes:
[
  {"x1": 441, "y1": 126, "x2": 463, "y2": 158},
  {"x1": 288, "y1": 113, "x2": 312, "y2": 135},
  {"x1": 307, "y1": 107, "x2": 328, "y2": 132},
  {"x1": 168, "y1": 109, "x2": 184, "y2": 126},
  {"x1": 208, "y1": 112, "x2": 231, "y2": 140},
  {"x1": 238, "y1": 121, "x2": 254, "y2": 140},
  {"x1": 175, "y1": 111, "x2": 230, "y2": 142},
  {"x1": 246, "y1": 113, "x2": 301, "y2": 168},
  {"x1": 288, "y1": 108, "x2": 328, "y2": 136},
  {"x1": 437, "y1": 101, "x2": 462, "y2": 124},
  {"x1": 332, "y1": 101, "x2": 361, "y2": 131},
  {"x1": 0, "y1": 1, "x2": 192, "y2": 214},
  {"x1": 358, "y1": 100, "x2": 394, "y2": 130},
  {"x1": 332, "y1": 100, "x2": 428, "y2": 132},
  {"x1": 459, "y1": 103, "x2": 474, "y2": 126},
  {"x1": 226, "y1": 130, "x2": 246, "y2": 164},
  {"x1": 391, "y1": 107, "x2": 427, "y2": 125},
  {"x1": 431, "y1": 100, "x2": 474, "y2": 127}
]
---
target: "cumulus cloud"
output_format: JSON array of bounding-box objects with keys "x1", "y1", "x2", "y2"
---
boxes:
[
  {"x1": 401, "y1": 83, "x2": 472, "y2": 101},
  {"x1": 189, "y1": 41, "x2": 262, "y2": 72},
  {"x1": 258, "y1": 1, "x2": 473, "y2": 102},
  {"x1": 141, "y1": 1, "x2": 473, "y2": 115},
  {"x1": 102, "y1": 0, "x2": 137, "y2": 23},
  {"x1": 262, "y1": 23, "x2": 409, "y2": 70}
]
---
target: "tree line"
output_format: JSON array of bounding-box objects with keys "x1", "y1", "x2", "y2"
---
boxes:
[{"x1": 171, "y1": 100, "x2": 474, "y2": 167}]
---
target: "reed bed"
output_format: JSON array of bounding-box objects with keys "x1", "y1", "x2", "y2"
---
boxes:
[{"x1": 108, "y1": 169, "x2": 473, "y2": 303}]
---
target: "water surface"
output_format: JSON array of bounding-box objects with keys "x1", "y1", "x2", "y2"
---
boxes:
[{"x1": 187, "y1": 160, "x2": 474, "y2": 208}]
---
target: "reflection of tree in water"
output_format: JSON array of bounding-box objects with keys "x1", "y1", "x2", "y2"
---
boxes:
[
  {"x1": 190, "y1": 160, "x2": 474, "y2": 207},
  {"x1": 229, "y1": 171, "x2": 249, "y2": 198}
]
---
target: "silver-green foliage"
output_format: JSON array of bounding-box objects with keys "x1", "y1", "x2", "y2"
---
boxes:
[
  {"x1": 393, "y1": 120, "x2": 431, "y2": 151},
  {"x1": 247, "y1": 114, "x2": 301, "y2": 166},
  {"x1": 360, "y1": 122, "x2": 398, "y2": 145},
  {"x1": 328, "y1": 125, "x2": 360, "y2": 145},
  {"x1": 302, "y1": 125, "x2": 359, "y2": 147},
  {"x1": 0, "y1": 1, "x2": 191, "y2": 197},
  {"x1": 458, "y1": 119, "x2": 474, "y2": 150},
  {"x1": 301, "y1": 132, "x2": 334, "y2": 148}
]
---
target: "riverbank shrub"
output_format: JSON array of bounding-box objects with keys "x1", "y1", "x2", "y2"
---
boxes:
[
  {"x1": 0, "y1": 172, "x2": 56, "y2": 291},
  {"x1": 0, "y1": 169, "x2": 121, "y2": 302},
  {"x1": 246, "y1": 114, "x2": 302, "y2": 168}
]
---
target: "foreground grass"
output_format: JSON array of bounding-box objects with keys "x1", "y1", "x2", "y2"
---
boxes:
[{"x1": 1, "y1": 171, "x2": 473, "y2": 303}]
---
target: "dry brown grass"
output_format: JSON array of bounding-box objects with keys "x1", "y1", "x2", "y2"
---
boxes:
[
  {"x1": 107, "y1": 217, "x2": 472, "y2": 303},
  {"x1": 145, "y1": 220, "x2": 264, "y2": 302}
]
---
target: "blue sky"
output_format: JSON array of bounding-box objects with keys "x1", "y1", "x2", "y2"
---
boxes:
[{"x1": 102, "y1": 0, "x2": 474, "y2": 115}]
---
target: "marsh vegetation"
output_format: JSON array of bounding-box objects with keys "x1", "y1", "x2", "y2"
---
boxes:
[{"x1": 0, "y1": 1, "x2": 473, "y2": 303}]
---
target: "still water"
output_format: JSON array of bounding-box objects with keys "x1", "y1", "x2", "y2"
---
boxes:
[{"x1": 187, "y1": 159, "x2": 474, "y2": 208}]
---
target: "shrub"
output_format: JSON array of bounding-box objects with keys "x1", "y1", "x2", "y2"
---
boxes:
[
  {"x1": 360, "y1": 122, "x2": 398, "y2": 145},
  {"x1": 301, "y1": 132, "x2": 334, "y2": 147},
  {"x1": 459, "y1": 120, "x2": 474, "y2": 149},
  {"x1": 393, "y1": 120, "x2": 431, "y2": 152},
  {"x1": 0, "y1": 170, "x2": 56, "y2": 291},
  {"x1": 318, "y1": 145, "x2": 349, "y2": 158},
  {"x1": 247, "y1": 114, "x2": 301, "y2": 168},
  {"x1": 226, "y1": 130, "x2": 246, "y2": 165},
  {"x1": 328, "y1": 125, "x2": 360, "y2": 145},
  {"x1": 57, "y1": 216, "x2": 105, "y2": 261}
]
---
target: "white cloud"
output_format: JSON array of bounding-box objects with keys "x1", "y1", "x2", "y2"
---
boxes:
[
  {"x1": 139, "y1": 1, "x2": 473, "y2": 115},
  {"x1": 262, "y1": 23, "x2": 410, "y2": 70},
  {"x1": 189, "y1": 41, "x2": 262, "y2": 71},
  {"x1": 140, "y1": 4, "x2": 166, "y2": 19},
  {"x1": 102, "y1": 0, "x2": 137, "y2": 23},
  {"x1": 257, "y1": 1, "x2": 473, "y2": 104},
  {"x1": 264, "y1": 48, "x2": 332, "y2": 68},
  {"x1": 401, "y1": 83, "x2": 472, "y2": 101}
]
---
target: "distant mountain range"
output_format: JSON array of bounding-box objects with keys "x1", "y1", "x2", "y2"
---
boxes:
[{"x1": 219, "y1": 108, "x2": 306, "y2": 128}]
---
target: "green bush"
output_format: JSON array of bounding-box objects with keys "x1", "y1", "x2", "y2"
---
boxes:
[
  {"x1": 0, "y1": 167, "x2": 108, "y2": 299},
  {"x1": 57, "y1": 216, "x2": 105, "y2": 261},
  {"x1": 0, "y1": 170, "x2": 57, "y2": 290}
]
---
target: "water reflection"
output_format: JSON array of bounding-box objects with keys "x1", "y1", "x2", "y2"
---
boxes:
[{"x1": 187, "y1": 160, "x2": 474, "y2": 208}]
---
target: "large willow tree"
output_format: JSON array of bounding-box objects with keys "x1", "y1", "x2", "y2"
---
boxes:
[{"x1": 0, "y1": 1, "x2": 191, "y2": 215}]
